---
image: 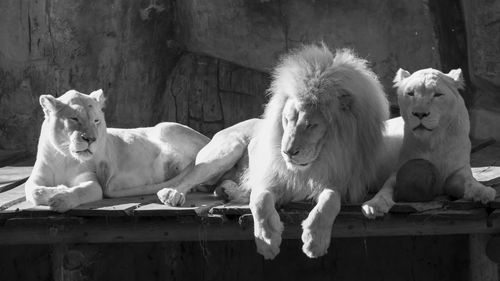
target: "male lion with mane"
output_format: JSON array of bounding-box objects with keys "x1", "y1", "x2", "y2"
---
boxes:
[
  {"x1": 362, "y1": 68, "x2": 496, "y2": 218},
  {"x1": 26, "y1": 89, "x2": 209, "y2": 212},
  {"x1": 156, "y1": 44, "x2": 402, "y2": 259}
]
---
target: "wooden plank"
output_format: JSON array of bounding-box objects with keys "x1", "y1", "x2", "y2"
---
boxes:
[
  {"x1": 0, "y1": 184, "x2": 26, "y2": 211},
  {"x1": 0, "y1": 211, "x2": 498, "y2": 245},
  {"x1": 134, "y1": 192, "x2": 224, "y2": 217},
  {"x1": 68, "y1": 195, "x2": 160, "y2": 217},
  {"x1": 0, "y1": 165, "x2": 33, "y2": 192}
]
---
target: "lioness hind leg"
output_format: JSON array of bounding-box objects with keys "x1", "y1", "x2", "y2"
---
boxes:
[
  {"x1": 250, "y1": 190, "x2": 284, "y2": 260},
  {"x1": 445, "y1": 168, "x2": 496, "y2": 204},
  {"x1": 301, "y1": 188, "x2": 341, "y2": 258}
]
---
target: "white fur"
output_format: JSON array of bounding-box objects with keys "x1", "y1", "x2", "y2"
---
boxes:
[
  {"x1": 26, "y1": 90, "x2": 209, "y2": 212},
  {"x1": 246, "y1": 45, "x2": 392, "y2": 259},
  {"x1": 362, "y1": 68, "x2": 496, "y2": 219}
]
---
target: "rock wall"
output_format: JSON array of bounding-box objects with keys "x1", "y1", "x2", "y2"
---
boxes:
[
  {"x1": 0, "y1": 0, "x2": 179, "y2": 151},
  {"x1": 3, "y1": 0, "x2": 497, "y2": 152},
  {"x1": 462, "y1": 0, "x2": 500, "y2": 140},
  {"x1": 176, "y1": 0, "x2": 442, "y2": 102}
]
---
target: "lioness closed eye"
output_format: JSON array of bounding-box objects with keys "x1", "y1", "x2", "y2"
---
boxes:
[
  {"x1": 26, "y1": 89, "x2": 209, "y2": 212},
  {"x1": 362, "y1": 68, "x2": 496, "y2": 218}
]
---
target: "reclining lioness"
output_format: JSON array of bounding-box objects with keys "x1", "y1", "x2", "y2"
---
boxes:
[
  {"x1": 25, "y1": 89, "x2": 209, "y2": 212},
  {"x1": 362, "y1": 68, "x2": 496, "y2": 218}
]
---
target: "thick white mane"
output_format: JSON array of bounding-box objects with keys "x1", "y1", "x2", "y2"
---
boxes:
[{"x1": 245, "y1": 45, "x2": 390, "y2": 203}]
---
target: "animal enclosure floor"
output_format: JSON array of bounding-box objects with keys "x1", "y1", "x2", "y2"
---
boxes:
[{"x1": 1, "y1": 142, "x2": 500, "y2": 244}]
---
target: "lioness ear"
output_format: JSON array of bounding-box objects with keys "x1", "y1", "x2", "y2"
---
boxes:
[
  {"x1": 393, "y1": 68, "x2": 411, "y2": 84},
  {"x1": 89, "y1": 89, "x2": 106, "y2": 108},
  {"x1": 39, "y1": 95, "x2": 63, "y2": 116},
  {"x1": 447, "y1": 68, "x2": 465, "y2": 90}
]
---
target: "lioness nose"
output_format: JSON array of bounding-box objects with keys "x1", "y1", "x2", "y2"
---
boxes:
[
  {"x1": 284, "y1": 148, "x2": 300, "y2": 157},
  {"x1": 412, "y1": 111, "x2": 430, "y2": 119},
  {"x1": 81, "y1": 133, "x2": 96, "y2": 144}
]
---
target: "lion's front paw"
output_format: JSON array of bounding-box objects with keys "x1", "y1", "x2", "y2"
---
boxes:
[
  {"x1": 362, "y1": 195, "x2": 394, "y2": 219},
  {"x1": 465, "y1": 183, "x2": 496, "y2": 204},
  {"x1": 253, "y1": 212, "x2": 284, "y2": 260},
  {"x1": 48, "y1": 191, "x2": 78, "y2": 213},
  {"x1": 301, "y1": 222, "x2": 331, "y2": 258},
  {"x1": 157, "y1": 188, "x2": 186, "y2": 207}
]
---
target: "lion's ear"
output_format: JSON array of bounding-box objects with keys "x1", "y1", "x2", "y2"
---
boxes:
[
  {"x1": 447, "y1": 68, "x2": 465, "y2": 90},
  {"x1": 39, "y1": 95, "x2": 63, "y2": 116},
  {"x1": 393, "y1": 68, "x2": 411, "y2": 84},
  {"x1": 90, "y1": 89, "x2": 106, "y2": 109}
]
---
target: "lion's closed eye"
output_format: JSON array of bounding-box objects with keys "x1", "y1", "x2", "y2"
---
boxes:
[{"x1": 306, "y1": 123, "x2": 317, "y2": 129}]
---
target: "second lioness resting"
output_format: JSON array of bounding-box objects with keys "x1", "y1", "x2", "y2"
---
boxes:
[
  {"x1": 25, "y1": 89, "x2": 209, "y2": 212},
  {"x1": 362, "y1": 68, "x2": 496, "y2": 218}
]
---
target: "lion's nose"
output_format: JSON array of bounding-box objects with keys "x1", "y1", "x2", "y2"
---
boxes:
[
  {"x1": 283, "y1": 148, "x2": 300, "y2": 157},
  {"x1": 412, "y1": 111, "x2": 430, "y2": 119},
  {"x1": 81, "y1": 133, "x2": 96, "y2": 144}
]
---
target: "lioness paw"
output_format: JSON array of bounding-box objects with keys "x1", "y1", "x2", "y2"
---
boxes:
[
  {"x1": 465, "y1": 183, "x2": 496, "y2": 204},
  {"x1": 215, "y1": 180, "x2": 249, "y2": 202},
  {"x1": 157, "y1": 188, "x2": 186, "y2": 207},
  {"x1": 48, "y1": 191, "x2": 78, "y2": 213},
  {"x1": 254, "y1": 211, "x2": 284, "y2": 260},
  {"x1": 301, "y1": 224, "x2": 331, "y2": 258},
  {"x1": 362, "y1": 195, "x2": 394, "y2": 219}
]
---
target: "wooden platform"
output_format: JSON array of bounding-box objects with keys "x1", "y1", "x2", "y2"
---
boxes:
[{"x1": 1, "y1": 144, "x2": 500, "y2": 281}]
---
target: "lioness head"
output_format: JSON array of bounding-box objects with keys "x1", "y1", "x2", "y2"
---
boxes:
[
  {"x1": 281, "y1": 99, "x2": 327, "y2": 168},
  {"x1": 39, "y1": 89, "x2": 106, "y2": 162},
  {"x1": 393, "y1": 68, "x2": 465, "y2": 139}
]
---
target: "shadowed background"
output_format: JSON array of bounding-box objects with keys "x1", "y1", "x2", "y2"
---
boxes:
[{"x1": 2, "y1": 0, "x2": 499, "y2": 154}]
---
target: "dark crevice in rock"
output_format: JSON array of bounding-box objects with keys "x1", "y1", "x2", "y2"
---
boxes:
[{"x1": 428, "y1": 0, "x2": 472, "y2": 107}]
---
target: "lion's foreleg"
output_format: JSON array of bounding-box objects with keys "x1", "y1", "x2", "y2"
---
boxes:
[
  {"x1": 158, "y1": 129, "x2": 250, "y2": 206},
  {"x1": 362, "y1": 173, "x2": 396, "y2": 219},
  {"x1": 250, "y1": 188, "x2": 284, "y2": 260},
  {"x1": 301, "y1": 188, "x2": 340, "y2": 258},
  {"x1": 445, "y1": 167, "x2": 496, "y2": 204}
]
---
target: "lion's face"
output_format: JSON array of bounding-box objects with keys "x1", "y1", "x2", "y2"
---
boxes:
[
  {"x1": 394, "y1": 68, "x2": 465, "y2": 139},
  {"x1": 40, "y1": 90, "x2": 107, "y2": 162},
  {"x1": 281, "y1": 99, "x2": 327, "y2": 169}
]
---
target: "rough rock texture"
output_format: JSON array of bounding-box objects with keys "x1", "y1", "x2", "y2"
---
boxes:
[
  {"x1": 462, "y1": 0, "x2": 500, "y2": 140},
  {"x1": 0, "y1": 0, "x2": 179, "y2": 151},
  {"x1": 0, "y1": 0, "x2": 269, "y2": 152},
  {"x1": 2, "y1": 0, "x2": 498, "y2": 151},
  {"x1": 176, "y1": 0, "x2": 442, "y2": 102},
  {"x1": 154, "y1": 53, "x2": 269, "y2": 137}
]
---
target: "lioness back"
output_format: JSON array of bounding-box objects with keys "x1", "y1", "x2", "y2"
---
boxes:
[{"x1": 98, "y1": 123, "x2": 210, "y2": 196}]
